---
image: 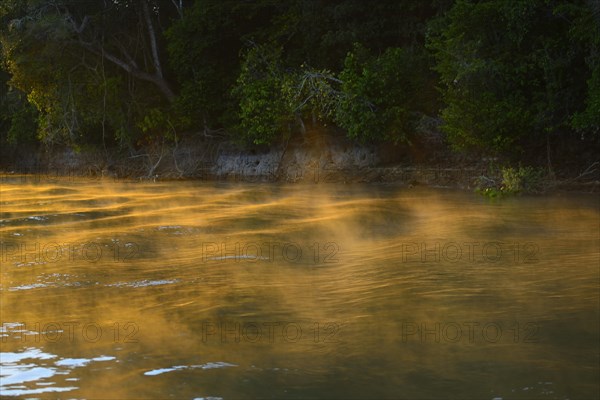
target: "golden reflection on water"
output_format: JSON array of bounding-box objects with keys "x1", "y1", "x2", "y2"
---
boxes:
[{"x1": 0, "y1": 175, "x2": 598, "y2": 399}]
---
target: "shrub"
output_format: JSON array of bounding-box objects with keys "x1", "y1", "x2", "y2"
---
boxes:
[
  {"x1": 501, "y1": 166, "x2": 545, "y2": 194},
  {"x1": 476, "y1": 165, "x2": 546, "y2": 197}
]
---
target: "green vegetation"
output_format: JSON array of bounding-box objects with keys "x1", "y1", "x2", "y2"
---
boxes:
[
  {"x1": 232, "y1": 44, "x2": 294, "y2": 145},
  {"x1": 1, "y1": 0, "x2": 598, "y2": 173},
  {"x1": 501, "y1": 166, "x2": 545, "y2": 194},
  {"x1": 428, "y1": 0, "x2": 598, "y2": 158},
  {"x1": 336, "y1": 45, "x2": 433, "y2": 143},
  {"x1": 476, "y1": 165, "x2": 546, "y2": 197}
]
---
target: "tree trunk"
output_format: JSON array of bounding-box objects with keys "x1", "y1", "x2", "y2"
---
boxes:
[
  {"x1": 70, "y1": 3, "x2": 176, "y2": 103},
  {"x1": 83, "y1": 43, "x2": 176, "y2": 102},
  {"x1": 141, "y1": 0, "x2": 164, "y2": 79}
]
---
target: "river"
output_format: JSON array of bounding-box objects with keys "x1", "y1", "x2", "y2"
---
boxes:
[{"x1": 1, "y1": 175, "x2": 598, "y2": 399}]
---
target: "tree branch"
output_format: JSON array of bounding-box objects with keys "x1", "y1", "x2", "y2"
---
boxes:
[
  {"x1": 65, "y1": 14, "x2": 89, "y2": 34},
  {"x1": 63, "y1": 5, "x2": 176, "y2": 103},
  {"x1": 170, "y1": 0, "x2": 184, "y2": 19},
  {"x1": 142, "y1": 0, "x2": 163, "y2": 78},
  {"x1": 79, "y1": 40, "x2": 175, "y2": 102}
]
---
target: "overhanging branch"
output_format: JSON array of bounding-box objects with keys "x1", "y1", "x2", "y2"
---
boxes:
[{"x1": 65, "y1": 6, "x2": 176, "y2": 103}]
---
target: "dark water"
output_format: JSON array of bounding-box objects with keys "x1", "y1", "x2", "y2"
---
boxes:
[{"x1": 1, "y1": 175, "x2": 598, "y2": 399}]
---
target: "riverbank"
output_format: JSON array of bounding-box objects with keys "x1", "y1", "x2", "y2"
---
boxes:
[{"x1": 1, "y1": 128, "x2": 598, "y2": 193}]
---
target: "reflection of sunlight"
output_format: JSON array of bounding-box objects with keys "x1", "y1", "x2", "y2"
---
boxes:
[
  {"x1": 0, "y1": 347, "x2": 114, "y2": 396},
  {"x1": 144, "y1": 362, "x2": 237, "y2": 376},
  {"x1": 0, "y1": 176, "x2": 598, "y2": 399},
  {"x1": 0, "y1": 322, "x2": 40, "y2": 340}
]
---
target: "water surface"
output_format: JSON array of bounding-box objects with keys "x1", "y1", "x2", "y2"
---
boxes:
[{"x1": 1, "y1": 175, "x2": 598, "y2": 399}]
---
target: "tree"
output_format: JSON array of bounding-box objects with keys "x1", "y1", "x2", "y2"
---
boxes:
[
  {"x1": 428, "y1": 0, "x2": 596, "y2": 161},
  {"x1": 166, "y1": 0, "x2": 283, "y2": 132},
  {"x1": 0, "y1": 0, "x2": 180, "y2": 147},
  {"x1": 232, "y1": 43, "x2": 343, "y2": 145},
  {"x1": 570, "y1": 0, "x2": 600, "y2": 136},
  {"x1": 336, "y1": 45, "x2": 433, "y2": 143},
  {"x1": 61, "y1": 0, "x2": 177, "y2": 102},
  {"x1": 0, "y1": 56, "x2": 38, "y2": 147}
]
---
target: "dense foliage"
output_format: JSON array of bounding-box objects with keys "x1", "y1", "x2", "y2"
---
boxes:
[
  {"x1": 428, "y1": 0, "x2": 599, "y2": 158},
  {"x1": 1, "y1": 0, "x2": 598, "y2": 165}
]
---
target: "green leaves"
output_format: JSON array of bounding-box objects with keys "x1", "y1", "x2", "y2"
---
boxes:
[
  {"x1": 232, "y1": 44, "x2": 293, "y2": 145},
  {"x1": 428, "y1": 0, "x2": 597, "y2": 155},
  {"x1": 232, "y1": 43, "x2": 347, "y2": 145},
  {"x1": 336, "y1": 45, "x2": 427, "y2": 143},
  {"x1": 571, "y1": 66, "x2": 600, "y2": 136},
  {"x1": 231, "y1": 40, "x2": 434, "y2": 145},
  {"x1": 2, "y1": 0, "x2": 595, "y2": 165}
]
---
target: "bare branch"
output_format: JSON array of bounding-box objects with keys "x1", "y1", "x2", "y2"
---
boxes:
[
  {"x1": 65, "y1": 14, "x2": 89, "y2": 34},
  {"x1": 112, "y1": 36, "x2": 139, "y2": 69},
  {"x1": 61, "y1": 5, "x2": 175, "y2": 102},
  {"x1": 567, "y1": 161, "x2": 600, "y2": 182},
  {"x1": 79, "y1": 38, "x2": 176, "y2": 102}
]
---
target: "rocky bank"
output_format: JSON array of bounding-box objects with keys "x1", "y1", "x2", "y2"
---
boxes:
[{"x1": 1, "y1": 127, "x2": 598, "y2": 193}]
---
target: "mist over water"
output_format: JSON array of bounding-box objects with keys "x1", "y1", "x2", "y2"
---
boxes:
[{"x1": 1, "y1": 175, "x2": 598, "y2": 399}]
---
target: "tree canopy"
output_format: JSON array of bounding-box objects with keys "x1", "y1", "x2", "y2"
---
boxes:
[{"x1": 1, "y1": 0, "x2": 598, "y2": 164}]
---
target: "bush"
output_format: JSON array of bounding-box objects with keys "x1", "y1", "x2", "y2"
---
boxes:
[
  {"x1": 501, "y1": 166, "x2": 545, "y2": 194},
  {"x1": 476, "y1": 165, "x2": 546, "y2": 197},
  {"x1": 335, "y1": 45, "x2": 427, "y2": 143},
  {"x1": 233, "y1": 44, "x2": 343, "y2": 145},
  {"x1": 232, "y1": 45, "x2": 295, "y2": 145}
]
